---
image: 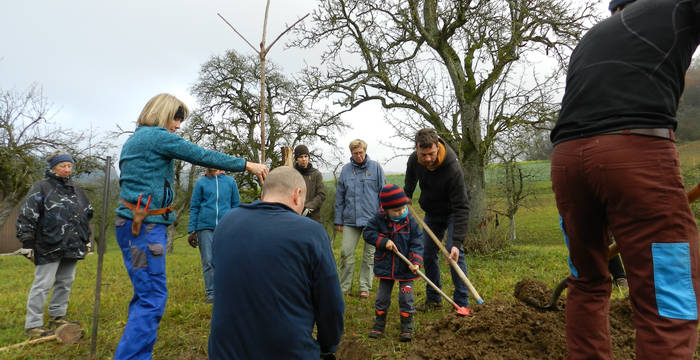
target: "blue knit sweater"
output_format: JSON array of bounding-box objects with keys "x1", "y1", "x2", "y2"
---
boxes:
[{"x1": 116, "y1": 126, "x2": 246, "y2": 225}]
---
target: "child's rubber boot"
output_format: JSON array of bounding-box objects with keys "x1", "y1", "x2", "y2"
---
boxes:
[
  {"x1": 368, "y1": 310, "x2": 387, "y2": 339},
  {"x1": 399, "y1": 312, "x2": 414, "y2": 342}
]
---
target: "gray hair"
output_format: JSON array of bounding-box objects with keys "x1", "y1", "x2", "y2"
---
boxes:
[{"x1": 261, "y1": 166, "x2": 306, "y2": 198}]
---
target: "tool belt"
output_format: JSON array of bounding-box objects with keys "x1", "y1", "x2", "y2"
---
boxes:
[
  {"x1": 120, "y1": 199, "x2": 174, "y2": 236},
  {"x1": 603, "y1": 128, "x2": 674, "y2": 141}
]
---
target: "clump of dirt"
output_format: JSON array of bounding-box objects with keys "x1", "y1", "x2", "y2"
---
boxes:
[{"x1": 513, "y1": 278, "x2": 552, "y2": 308}]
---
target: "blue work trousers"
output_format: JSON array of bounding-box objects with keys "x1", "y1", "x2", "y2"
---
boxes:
[
  {"x1": 422, "y1": 213, "x2": 469, "y2": 307},
  {"x1": 197, "y1": 229, "x2": 215, "y2": 300},
  {"x1": 114, "y1": 219, "x2": 168, "y2": 360}
]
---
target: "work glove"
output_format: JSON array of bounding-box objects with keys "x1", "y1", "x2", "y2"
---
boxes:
[
  {"x1": 18, "y1": 248, "x2": 34, "y2": 263},
  {"x1": 302, "y1": 208, "x2": 313, "y2": 217},
  {"x1": 187, "y1": 232, "x2": 198, "y2": 248}
]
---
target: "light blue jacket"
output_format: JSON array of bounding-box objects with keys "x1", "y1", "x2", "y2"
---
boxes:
[
  {"x1": 188, "y1": 174, "x2": 240, "y2": 233},
  {"x1": 334, "y1": 155, "x2": 386, "y2": 227},
  {"x1": 116, "y1": 126, "x2": 246, "y2": 225}
]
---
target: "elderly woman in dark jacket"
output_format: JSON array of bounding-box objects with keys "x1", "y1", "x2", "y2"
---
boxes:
[{"x1": 16, "y1": 152, "x2": 93, "y2": 339}]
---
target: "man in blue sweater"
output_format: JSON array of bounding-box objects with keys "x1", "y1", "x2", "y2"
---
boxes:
[
  {"x1": 209, "y1": 166, "x2": 345, "y2": 359},
  {"x1": 187, "y1": 168, "x2": 240, "y2": 304}
]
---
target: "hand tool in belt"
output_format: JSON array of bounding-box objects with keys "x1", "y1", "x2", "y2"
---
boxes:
[{"x1": 120, "y1": 194, "x2": 174, "y2": 236}]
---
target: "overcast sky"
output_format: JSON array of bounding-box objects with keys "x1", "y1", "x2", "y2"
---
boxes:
[{"x1": 0, "y1": 0, "x2": 410, "y2": 173}]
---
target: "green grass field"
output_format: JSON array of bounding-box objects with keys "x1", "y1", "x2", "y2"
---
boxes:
[{"x1": 2, "y1": 145, "x2": 700, "y2": 358}]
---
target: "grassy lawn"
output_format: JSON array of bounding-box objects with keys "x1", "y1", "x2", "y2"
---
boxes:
[{"x1": 4, "y1": 151, "x2": 699, "y2": 358}]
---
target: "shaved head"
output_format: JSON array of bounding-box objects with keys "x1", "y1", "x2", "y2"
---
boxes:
[{"x1": 261, "y1": 167, "x2": 307, "y2": 213}]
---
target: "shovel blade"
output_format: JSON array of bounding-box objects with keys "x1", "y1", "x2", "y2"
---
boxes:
[{"x1": 454, "y1": 304, "x2": 472, "y2": 317}]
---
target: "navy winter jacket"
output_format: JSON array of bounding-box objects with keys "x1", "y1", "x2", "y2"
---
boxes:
[
  {"x1": 334, "y1": 155, "x2": 386, "y2": 227},
  {"x1": 16, "y1": 170, "x2": 93, "y2": 265},
  {"x1": 188, "y1": 174, "x2": 239, "y2": 233},
  {"x1": 363, "y1": 210, "x2": 424, "y2": 281},
  {"x1": 209, "y1": 201, "x2": 345, "y2": 359}
]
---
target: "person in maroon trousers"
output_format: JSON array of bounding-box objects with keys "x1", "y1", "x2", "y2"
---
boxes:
[{"x1": 550, "y1": 0, "x2": 700, "y2": 358}]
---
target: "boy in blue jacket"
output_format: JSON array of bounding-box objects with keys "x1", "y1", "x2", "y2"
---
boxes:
[
  {"x1": 187, "y1": 168, "x2": 240, "y2": 303},
  {"x1": 363, "y1": 184, "x2": 423, "y2": 342}
]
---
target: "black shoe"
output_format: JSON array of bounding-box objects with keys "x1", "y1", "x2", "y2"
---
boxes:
[
  {"x1": 48, "y1": 316, "x2": 80, "y2": 329},
  {"x1": 368, "y1": 310, "x2": 387, "y2": 339},
  {"x1": 399, "y1": 314, "x2": 414, "y2": 342},
  {"x1": 26, "y1": 327, "x2": 54, "y2": 339},
  {"x1": 416, "y1": 301, "x2": 442, "y2": 312}
]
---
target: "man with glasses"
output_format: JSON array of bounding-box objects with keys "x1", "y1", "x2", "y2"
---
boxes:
[{"x1": 334, "y1": 139, "x2": 386, "y2": 299}]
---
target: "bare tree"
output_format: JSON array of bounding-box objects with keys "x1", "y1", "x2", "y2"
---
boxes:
[
  {"x1": 189, "y1": 50, "x2": 347, "y2": 189},
  {"x1": 293, "y1": 0, "x2": 598, "y2": 235},
  {"x1": 0, "y1": 84, "x2": 113, "y2": 226}
]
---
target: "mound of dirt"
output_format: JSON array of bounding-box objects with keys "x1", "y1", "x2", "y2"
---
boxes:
[
  {"x1": 336, "y1": 279, "x2": 699, "y2": 359},
  {"x1": 413, "y1": 300, "x2": 570, "y2": 360},
  {"x1": 513, "y1": 278, "x2": 553, "y2": 309}
]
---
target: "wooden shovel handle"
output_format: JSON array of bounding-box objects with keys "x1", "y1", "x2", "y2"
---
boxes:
[
  {"x1": 407, "y1": 204, "x2": 484, "y2": 304},
  {"x1": 392, "y1": 248, "x2": 459, "y2": 308},
  {"x1": 0, "y1": 334, "x2": 57, "y2": 352}
]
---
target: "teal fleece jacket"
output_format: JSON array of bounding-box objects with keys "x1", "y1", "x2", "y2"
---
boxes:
[
  {"x1": 188, "y1": 174, "x2": 240, "y2": 233},
  {"x1": 116, "y1": 126, "x2": 246, "y2": 225}
]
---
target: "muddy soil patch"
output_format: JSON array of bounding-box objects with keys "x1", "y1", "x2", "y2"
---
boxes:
[
  {"x1": 412, "y1": 294, "x2": 699, "y2": 359},
  {"x1": 513, "y1": 278, "x2": 554, "y2": 309}
]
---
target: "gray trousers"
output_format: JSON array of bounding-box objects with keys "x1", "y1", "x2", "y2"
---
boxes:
[
  {"x1": 339, "y1": 225, "x2": 375, "y2": 293},
  {"x1": 25, "y1": 258, "x2": 78, "y2": 329},
  {"x1": 374, "y1": 279, "x2": 415, "y2": 314}
]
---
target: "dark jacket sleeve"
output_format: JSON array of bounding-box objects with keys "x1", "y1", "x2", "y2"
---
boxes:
[
  {"x1": 312, "y1": 230, "x2": 345, "y2": 353},
  {"x1": 305, "y1": 171, "x2": 326, "y2": 210},
  {"x1": 408, "y1": 217, "x2": 424, "y2": 267},
  {"x1": 16, "y1": 181, "x2": 44, "y2": 247},
  {"x1": 404, "y1": 153, "x2": 417, "y2": 199},
  {"x1": 363, "y1": 214, "x2": 389, "y2": 250},
  {"x1": 75, "y1": 184, "x2": 94, "y2": 242},
  {"x1": 448, "y1": 163, "x2": 471, "y2": 247}
]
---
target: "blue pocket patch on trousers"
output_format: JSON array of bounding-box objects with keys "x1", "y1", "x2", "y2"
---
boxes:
[{"x1": 652, "y1": 242, "x2": 697, "y2": 320}]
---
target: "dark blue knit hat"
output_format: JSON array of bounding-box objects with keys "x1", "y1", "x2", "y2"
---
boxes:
[
  {"x1": 609, "y1": 0, "x2": 635, "y2": 12},
  {"x1": 48, "y1": 153, "x2": 74, "y2": 169},
  {"x1": 380, "y1": 184, "x2": 409, "y2": 210}
]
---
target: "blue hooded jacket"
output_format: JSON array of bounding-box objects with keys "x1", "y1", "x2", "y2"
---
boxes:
[
  {"x1": 334, "y1": 155, "x2": 386, "y2": 227},
  {"x1": 363, "y1": 210, "x2": 424, "y2": 281},
  {"x1": 188, "y1": 173, "x2": 240, "y2": 233},
  {"x1": 116, "y1": 126, "x2": 246, "y2": 225},
  {"x1": 209, "y1": 201, "x2": 345, "y2": 359}
]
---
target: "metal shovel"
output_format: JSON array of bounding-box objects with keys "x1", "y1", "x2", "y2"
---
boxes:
[{"x1": 392, "y1": 248, "x2": 471, "y2": 316}]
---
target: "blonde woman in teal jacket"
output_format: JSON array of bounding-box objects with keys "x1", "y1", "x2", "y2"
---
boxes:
[{"x1": 114, "y1": 93, "x2": 267, "y2": 360}]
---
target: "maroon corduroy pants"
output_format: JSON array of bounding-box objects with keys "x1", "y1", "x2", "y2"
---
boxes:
[{"x1": 551, "y1": 134, "x2": 700, "y2": 360}]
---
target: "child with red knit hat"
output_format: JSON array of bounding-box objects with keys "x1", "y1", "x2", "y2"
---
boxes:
[{"x1": 362, "y1": 184, "x2": 424, "y2": 342}]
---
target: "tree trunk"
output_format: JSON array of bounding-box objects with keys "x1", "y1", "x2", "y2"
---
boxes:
[
  {"x1": 508, "y1": 215, "x2": 517, "y2": 242},
  {"x1": 0, "y1": 198, "x2": 18, "y2": 230},
  {"x1": 459, "y1": 98, "x2": 487, "y2": 237}
]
